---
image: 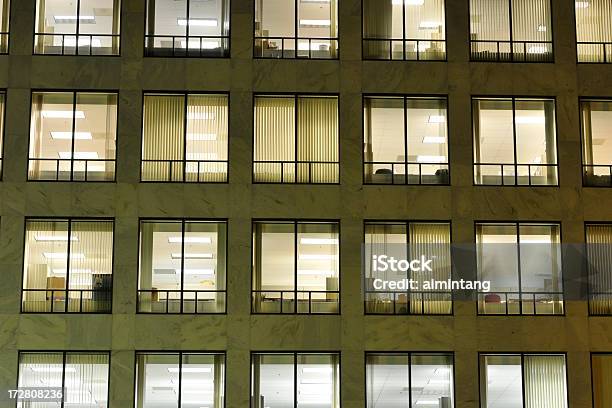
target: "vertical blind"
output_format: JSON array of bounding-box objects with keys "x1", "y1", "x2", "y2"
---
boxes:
[
  {"x1": 254, "y1": 96, "x2": 338, "y2": 183},
  {"x1": 586, "y1": 224, "x2": 612, "y2": 314},
  {"x1": 523, "y1": 355, "x2": 568, "y2": 408},
  {"x1": 576, "y1": 0, "x2": 612, "y2": 62},
  {"x1": 470, "y1": 0, "x2": 551, "y2": 41},
  {"x1": 592, "y1": 354, "x2": 612, "y2": 408}
]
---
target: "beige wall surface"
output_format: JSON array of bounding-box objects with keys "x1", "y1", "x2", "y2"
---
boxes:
[{"x1": 1, "y1": 0, "x2": 611, "y2": 407}]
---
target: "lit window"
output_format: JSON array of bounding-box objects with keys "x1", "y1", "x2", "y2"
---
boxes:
[
  {"x1": 0, "y1": 91, "x2": 5, "y2": 179},
  {"x1": 476, "y1": 222, "x2": 564, "y2": 315},
  {"x1": 141, "y1": 93, "x2": 228, "y2": 182},
  {"x1": 135, "y1": 352, "x2": 225, "y2": 408},
  {"x1": 251, "y1": 352, "x2": 340, "y2": 408},
  {"x1": 581, "y1": 99, "x2": 612, "y2": 186},
  {"x1": 17, "y1": 352, "x2": 109, "y2": 408},
  {"x1": 576, "y1": 0, "x2": 612, "y2": 63},
  {"x1": 362, "y1": 0, "x2": 446, "y2": 61},
  {"x1": 22, "y1": 218, "x2": 114, "y2": 313},
  {"x1": 586, "y1": 223, "x2": 612, "y2": 314},
  {"x1": 592, "y1": 353, "x2": 612, "y2": 407},
  {"x1": 28, "y1": 91, "x2": 117, "y2": 182},
  {"x1": 252, "y1": 221, "x2": 339, "y2": 314},
  {"x1": 364, "y1": 96, "x2": 449, "y2": 184},
  {"x1": 366, "y1": 352, "x2": 454, "y2": 407},
  {"x1": 138, "y1": 220, "x2": 227, "y2": 314},
  {"x1": 473, "y1": 97, "x2": 558, "y2": 186},
  {"x1": 480, "y1": 354, "x2": 568, "y2": 408},
  {"x1": 144, "y1": 0, "x2": 230, "y2": 57},
  {"x1": 364, "y1": 222, "x2": 452, "y2": 314},
  {"x1": 254, "y1": 95, "x2": 339, "y2": 184},
  {"x1": 469, "y1": 0, "x2": 553, "y2": 62},
  {"x1": 254, "y1": 0, "x2": 338, "y2": 59},
  {"x1": 0, "y1": 0, "x2": 9, "y2": 53},
  {"x1": 34, "y1": 0, "x2": 121, "y2": 55}
]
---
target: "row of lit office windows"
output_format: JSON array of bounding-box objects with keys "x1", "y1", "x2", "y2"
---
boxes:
[
  {"x1": 2, "y1": 91, "x2": 612, "y2": 186},
  {"x1": 18, "y1": 218, "x2": 612, "y2": 316},
  {"x1": 14, "y1": 351, "x2": 612, "y2": 407},
  {"x1": 0, "y1": 0, "x2": 610, "y2": 62}
]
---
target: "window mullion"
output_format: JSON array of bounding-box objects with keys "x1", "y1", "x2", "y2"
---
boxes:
[
  {"x1": 65, "y1": 220, "x2": 73, "y2": 312},
  {"x1": 512, "y1": 98, "x2": 518, "y2": 185},
  {"x1": 181, "y1": 220, "x2": 186, "y2": 313},
  {"x1": 183, "y1": 94, "x2": 188, "y2": 182},
  {"x1": 61, "y1": 352, "x2": 67, "y2": 408},
  {"x1": 516, "y1": 223, "x2": 522, "y2": 314},
  {"x1": 70, "y1": 93, "x2": 77, "y2": 181}
]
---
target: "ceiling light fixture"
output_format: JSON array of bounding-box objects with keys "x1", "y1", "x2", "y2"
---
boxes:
[
  {"x1": 427, "y1": 115, "x2": 446, "y2": 123},
  {"x1": 416, "y1": 155, "x2": 446, "y2": 163},
  {"x1": 422, "y1": 136, "x2": 446, "y2": 144},
  {"x1": 50, "y1": 131, "x2": 92, "y2": 140},
  {"x1": 177, "y1": 18, "x2": 218, "y2": 27},
  {"x1": 299, "y1": 19, "x2": 331, "y2": 27},
  {"x1": 515, "y1": 116, "x2": 546, "y2": 124},
  {"x1": 42, "y1": 110, "x2": 85, "y2": 119}
]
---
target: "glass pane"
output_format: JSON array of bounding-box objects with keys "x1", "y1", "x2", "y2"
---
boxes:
[
  {"x1": 37, "y1": 0, "x2": 78, "y2": 34},
  {"x1": 181, "y1": 354, "x2": 225, "y2": 408},
  {"x1": 185, "y1": 94, "x2": 228, "y2": 182},
  {"x1": 476, "y1": 224, "x2": 519, "y2": 314},
  {"x1": 79, "y1": 0, "x2": 119, "y2": 35},
  {"x1": 29, "y1": 92, "x2": 75, "y2": 180},
  {"x1": 297, "y1": 223, "x2": 339, "y2": 313},
  {"x1": 23, "y1": 220, "x2": 69, "y2": 312},
  {"x1": 256, "y1": 0, "x2": 295, "y2": 38},
  {"x1": 364, "y1": 97, "x2": 405, "y2": 184},
  {"x1": 252, "y1": 354, "x2": 294, "y2": 408},
  {"x1": 411, "y1": 354, "x2": 454, "y2": 408},
  {"x1": 362, "y1": 0, "x2": 403, "y2": 40},
  {"x1": 511, "y1": 0, "x2": 552, "y2": 42},
  {"x1": 469, "y1": 0, "x2": 510, "y2": 41},
  {"x1": 481, "y1": 355, "x2": 523, "y2": 408},
  {"x1": 149, "y1": 0, "x2": 186, "y2": 37},
  {"x1": 136, "y1": 354, "x2": 180, "y2": 408},
  {"x1": 17, "y1": 352, "x2": 63, "y2": 408},
  {"x1": 405, "y1": 0, "x2": 446, "y2": 41},
  {"x1": 297, "y1": 354, "x2": 339, "y2": 408},
  {"x1": 138, "y1": 221, "x2": 182, "y2": 313},
  {"x1": 523, "y1": 355, "x2": 567, "y2": 408},
  {"x1": 582, "y1": 100, "x2": 612, "y2": 166},
  {"x1": 68, "y1": 220, "x2": 113, "y2": 312},
  {"x1": 65, "y1": 353, "x2": 109, "y2": 408},
  {"x1": 515, "y1": 99, "x2": 557, "y2": 185},
  {"x1": 298, "y1": 0, "x2": 337, "y2": 43},
  {"x1": 74, "y1": 93, "x2": 117, "y2": 181},
  {"x1": 592, "y1": 354, "x2": 612, "y2": 408},
  {"x1": 142, "y1": 94, "x2": 185, "y2": 181},
  {"x1": 366, "y1": 353, "x2": 410, "y2": 408}
]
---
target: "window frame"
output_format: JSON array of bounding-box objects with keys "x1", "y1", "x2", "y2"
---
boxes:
[
  {"x1": 363, "y1": 219, "x2": 454, "y2": 315},
  {"x1": 143, "y1": 0, "x2": 231, "y2": 58},
  {"x1": 579, "y1": 97, "x2": 612, "y2": 187},
  {"x1": 364, "y1": 351, "x2": 456, "y2": 408},
  {"x1": 468, "y1": 0, "x2": 555, "y2": 63},
  {"x1": 251, "y1": 219, "x2": 341, "y2": 315},
  {"x1": 20, "y1": 216, "x2": 115, "y2": 314},
  {"x1": 250, "y1": 351, "x2": 341, "y2": 408},
  {"x1": 136, "y1": 218, "x2": 228, "y2": 315},
  {"x1": 362, "y1": 94, "x2": 450, "y2": 185},
  {"x1": 252, "y1": 93, "x2": 340, "y2": 185},
  {"x1": 134, "y1": 350, "x2": 227, "y2": 408},
  {"x1": 360, "y1": 0, "x2": 448, "y2": 61},
  {"x1": 0, "y1": 89, "x2": 6, "y2": 181},
  {"x1": 16, "y1": 350, "x2": 111, "y2": 408},
  {"x1": 471, "y1": 95, "x2": 560, "y2": 187},
  {"x1": 478, "y1": 352, "x2": 569, "y2": 408},
  {"x1": 27, "y1": 89, "x2": 119, "y2": 183},
  {"x1": 0, "y1": 0, "x2": 10, "y2": 54},
  {"x1": 573, "y1": 0, "x2": 612, "y2": 64},
  {"x1": 591, "y1": 352, "x2": 612, "y2": 407},
  {"x1": 140, "y1": 91, "x2": 230, "y2": 183},
  {"x1": 474, "y1": 220, "x2": 564, "y2": 316},
  {"x1": 33, "y1": 0, "x2": 122, "y2": 56},
  {"x1": 253, "y1": 0, "x2": 339, "y2": 60},
  {"x1": 585, "y1": 222, "x2": 612, "y2": 316}
]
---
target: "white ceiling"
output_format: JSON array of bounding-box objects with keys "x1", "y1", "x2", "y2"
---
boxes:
[{"x1": 40, "y1": 0, "x2": 116, "y2": 34}]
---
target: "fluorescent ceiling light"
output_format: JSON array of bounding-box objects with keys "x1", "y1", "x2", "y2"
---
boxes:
[
  {"x1": 180, "y1": 40, "x2": 219, "y2": 49},
  {"x1": 299, "y1": 19, "x2": 331, "y2": 27},
  {"x1": 59, "y1": 151, "x2": 99, "y2": 160},
  {"x1": 177, "y1": 18, "x2": 218, "y2": 27},
  {"x1": 422, "y1": 136, "x2": 446, "y2": 144},
  {"x1": 171, "y1": 253, "x2": 213, "y2": 259},
  {"x1": 43, "y1": 252, "x2": 85, "y2": 259},
  {"x1": 515, "y1": 116, "x2": 545, "y2": 124},
  {"x1": 527, "y1": 46, "x2": 548, "y2": 54},
  {"x1": 42, "y1": 110, "x2": 85, "y2": 119},
  {"x1": 50, "y1": 131, "x2": 92, "y2": 140},
  {"x1": 35, "y1": 235, "x2": 76, "y2": 242},
  {"x1": 187, "y1": 112, "x2": 216, "y2": 120},
  {"x1": 416, "y1": 155, "x2": 446, "y2": 163},
  {"x1": 54, "y1": 15, "x2": 95, "y2": 22},
  {"x1": 298, "y1": 254, "x2": 336, "y2": 260},
  {"x1": 168, "y1": 367, "x2": 212, "y2": 373},
  {"x1": 300, "y1": 238, "x2": 338, "y2": 245},
  {"x1": 186, "y1": 133, "x2": 217, "y2": 141},
  {"x1": 419, "y1": 21, "x2": 442, "y2": 29},
  {"x1": 575, "y1": 1, "x2": 589, "y2": 8},
  {"x1": 427, "y1": 115, "x2": 446, "y2": 123},
  {"x1": 168, "y1": 236, "x2": 212, "y2": 244},
  {"x1": 63, "y1": 37, "x2": 102, "y2": 47},
  {"x1": 302, "y1": 366, "x2": 333, "y2": 373}
]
